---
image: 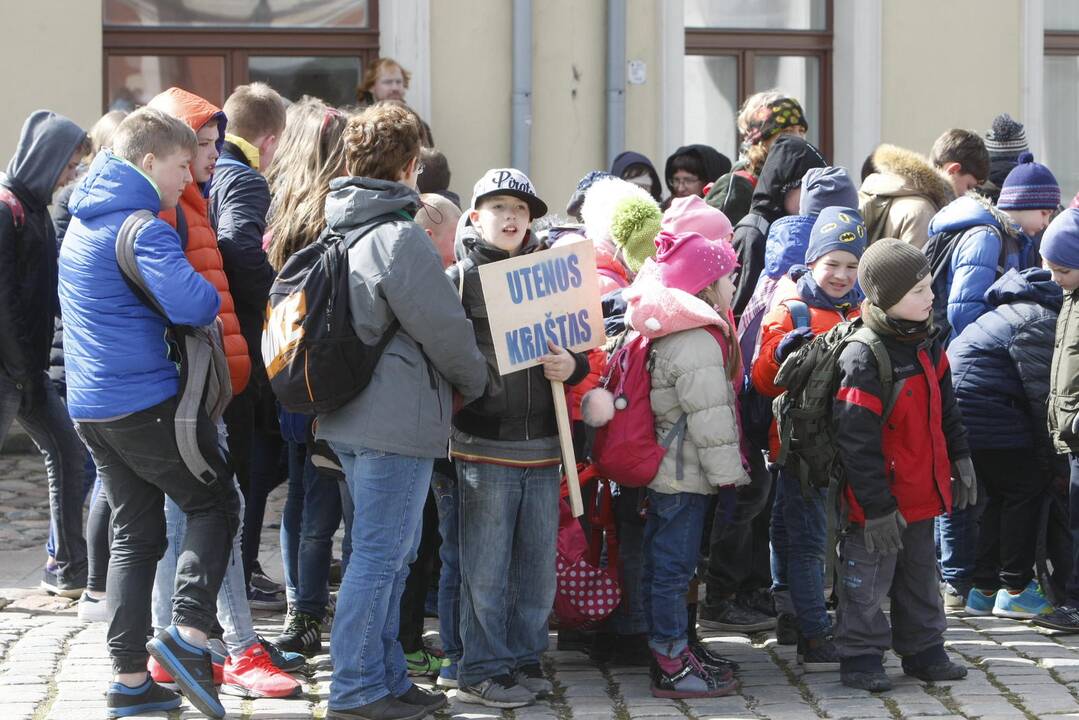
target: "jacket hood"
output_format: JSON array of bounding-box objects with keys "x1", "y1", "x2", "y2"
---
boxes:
[
  {"x1": 325, "y1": 177, "x2": 418, "y2": 235},
  {"x1": 68, "y1": 150, "x2": 161, "y2": 221},
  {"x1": 4, "y1": 110, "x2": 86, "y2": 207},
  {"x1": 861, "y1": 144, "x2": 953, "y2": 209},
  {"x1": 985, "y1": 267, "x2": 1063, "y2": 312},
  {"x1": 800, "y1": 166, "x2": 858, "y2": 216},
  {"x1": 928, "y1": 192, "x2": 1023, "y2": 239},
  {"x1": 148, "y1": 88, "x2": 227, "y2": 198},
  {"x1": 624, "y1": 277, "x2": 724, "y2": 339},
  {"x1": 763, "y1": 214, "x2": 814, "y2": 278},
  {"x1": 751, "y1": 135, "x2": 826, "y2": 222},
  {"x1": 664, "y1": 144, "x2": 732, "y2": 190},
  {"x1": 611, "y1": 150, "x2": 662, "y2": 202}
]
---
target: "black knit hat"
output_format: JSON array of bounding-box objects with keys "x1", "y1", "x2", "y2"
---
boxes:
[{"x1": 858, "y1": 239, "x2": 930, "y2": 310}]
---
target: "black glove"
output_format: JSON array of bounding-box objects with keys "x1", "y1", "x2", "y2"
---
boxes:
[
  {"x1": 775, "y1": 326, "x2": 814, "y2": 362},
  {"x1": 951, "y1": 456, "x2": 978, "y2": 511},
  {"x1": 863, "y1": 510, "x2": 907, "y2": 555}
]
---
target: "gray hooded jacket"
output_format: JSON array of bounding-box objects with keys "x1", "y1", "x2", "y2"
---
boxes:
[{"x1": 315, "y1": 177, "x2": 487, "y2": 458}]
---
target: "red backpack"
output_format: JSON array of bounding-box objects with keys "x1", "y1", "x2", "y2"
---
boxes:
[{"x1": 590, "y1": 325, "x2": 730, "y2": 487}]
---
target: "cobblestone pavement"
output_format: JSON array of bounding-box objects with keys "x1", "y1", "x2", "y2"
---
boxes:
[{"x1": 5, "y1": 452, "x2": 1079, "y2": 719}]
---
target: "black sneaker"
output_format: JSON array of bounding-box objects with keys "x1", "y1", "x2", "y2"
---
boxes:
[
  {"x1": 457, "y1": 674, "x2": 535, "y2": 708},
  {"x1": 689, "y1": 638, "x2": 740, "y2": 674},
  {"x1": 841, "y1": 656, "x2": 891, "y2": 692},
  {"x1": 737, "y1": 588, "x2": 777, "y2": 618},
  {"x1": 396, "y1": 683, "x2": 448, "y2": 712},
  {"x1": 250, "y1": 564, "x2": 286, "y2": 595},
  {"x1": 798, "y1": 635, "x2": 840, "y2": 673},
  {"x1": 775, "y1": 613, "x2": 798, "y2": 646},
  {"x1": 258, "y1": 634, "x2": 306, "y2": 672},
  {"x1": 40, "y1": 565, "x2": 84, "y2": 599},
  {"x1": 145, "y1": 625, "x2": 225, "y2": 719},
  {"x1": 650, "y1": 650, "x2": 739, "y2": 699},
  {"x1": 248, "y1": 584, "x2": 287, "y2": 611},
  {"x1": 106, "y1": 677, "x2": 182, "y2": 718},
  {"x1": 328, "y1": 696, "x2": 428, "y2": 720},
  {"x1": 1033, "y1": 605, "x2": 1079, "y2": 633},
  {"x1": 699, "y1": 599, "x2": 776, "y2": 632},
  {"x1": 273, "y1": 611, "x2": 323, "y2": 657},
  {"x1": 902, "y1": 659, "x2": 967, "y2": 682}
]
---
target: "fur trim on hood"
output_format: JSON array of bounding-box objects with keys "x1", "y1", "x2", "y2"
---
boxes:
[
  {"x1": 928, "y1": 190, "x2": 1024, "y2": 240},
  {"x1": 861, "y1": 144, "x2": 953, "y2": 210}
]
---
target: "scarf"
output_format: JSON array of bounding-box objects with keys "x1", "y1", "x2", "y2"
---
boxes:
[
  {"x1": 861, "y1": 301, "x2": 932, "y2": 344},
  {"x1": 791, "y1": 265, "x2": 863, "y2": 313}
]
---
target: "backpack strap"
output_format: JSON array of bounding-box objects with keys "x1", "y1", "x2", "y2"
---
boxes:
[
  {"x1": 735, "y1": 212, "x2": 770, "y2": 239},
  {"x1": 784, "y1": 300, "x2": 811, "y2": 330},
  {"x1": 660, "y1": 414, "x2": 689, "y2": 482},
  {"x1": 0, "y1": 187, "x2": 25, "y2": 231}
]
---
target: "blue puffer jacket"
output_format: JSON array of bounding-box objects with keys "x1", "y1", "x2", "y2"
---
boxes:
[
  {"x1": 947, "y1": 267, "x2": 1061, "y2": 463},
  {"x1": 58, "y1": 150, "x2": 220, "y2": 420},
  {"x1": 928, "y1": 194, "x2": 1034, "y2": 341}
]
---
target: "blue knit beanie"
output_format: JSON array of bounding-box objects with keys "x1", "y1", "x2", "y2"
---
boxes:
[
  {"x1": 1041, "y1": 208, "x2": 1079, "y2": 270},
  {"x1": 805, "y1": 206, "x2": 867, "y2": 264},
  {"x1": 998, "y1": 152, "x2": 1060, "y2": 210},
  {"x1": 799, "y1": 167, "x2": 858, "y2": 216}
]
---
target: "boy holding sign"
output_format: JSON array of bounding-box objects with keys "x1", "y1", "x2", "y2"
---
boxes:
[{"x1": 448, "y1": 169, "x2": 591, "y2": 709}]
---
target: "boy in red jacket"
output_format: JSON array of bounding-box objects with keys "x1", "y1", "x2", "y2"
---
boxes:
[{"x1": 833, "y1": 239, "x2": 974, "y2": 692}]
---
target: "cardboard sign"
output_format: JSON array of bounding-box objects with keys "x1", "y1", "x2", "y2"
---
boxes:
[{"x1": 478, "y1": 239, "x2": 606, "y2": 377}]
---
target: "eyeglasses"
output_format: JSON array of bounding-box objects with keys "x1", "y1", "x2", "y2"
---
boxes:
[{"x1": 671, "y1": 174, "x2": 701, "y2": 188}]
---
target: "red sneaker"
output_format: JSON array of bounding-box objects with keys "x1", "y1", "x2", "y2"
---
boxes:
[
  {"x1": 148, "y1": 653, "x2": 223, "y2": 686},
  {"x1": 221, "y1": 644, "x2": 302, "y2": 699}
]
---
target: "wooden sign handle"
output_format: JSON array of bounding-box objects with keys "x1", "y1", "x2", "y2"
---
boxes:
[{"x1": 551, "y1": 380, "x2": 584, "y2": 517}]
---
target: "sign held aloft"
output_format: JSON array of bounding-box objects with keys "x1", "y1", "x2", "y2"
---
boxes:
[{"x1": 478, "y1": 240, "x2": 607, "y2": 516}]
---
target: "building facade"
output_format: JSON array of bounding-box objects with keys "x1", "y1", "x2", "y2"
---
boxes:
[{"x1": 0, "y1": 0, "x2": 1074, "y2": 206}]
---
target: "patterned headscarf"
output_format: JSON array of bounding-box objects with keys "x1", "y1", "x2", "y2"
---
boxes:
[{"x1": 743, "y1": 97, "x2": 808, "y2": 146}]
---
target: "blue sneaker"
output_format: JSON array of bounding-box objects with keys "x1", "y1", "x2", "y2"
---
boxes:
[
  {"x1": 146, "y1": 625, "x2": 226, "y2": 719},
  {"x1": 259, "y1": 634, "x2": 306, "y2": 673},
  {"x1": 964, "y1": 588, "x2": 996, "y2": 616},
  {"x1": 106, "y1": 677, "x2": 181, "y2": 718},
  {"x1": 436, "y1": 658, "x2": 458, "y2": 688},
  {"x1": 992, "y1": 581, "x2": 1052, "y2": 619}
]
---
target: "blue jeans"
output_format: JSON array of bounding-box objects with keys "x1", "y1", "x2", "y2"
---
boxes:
[
  {"x1": 151, "y1": 424, "x2": 256, "y2": 656},
  {"x1": 770, "y1": 470, "x2": 791, "y2": 615},
  {"x1": 935, "y1": 483, "x2": 986, "y2": 592},
  {"x1": 432, "y1": 465, "x2": 462, "y2": 662},
  {"x1": 779, "y1": 471, "x2": 830, "y2": 638},
  {"x1": 280, "y1": 441, "x2": 342, "y2": 620},
  {"x1": 642, "y1": 490, "x2": 711, "y2": 657},
  {"x1": 457, "y1": 460, "x2": 559, "y2": 686},
  {"x1": 47, "y1": 452, "x2": 96, "y2": 559},
  {"x1": 328, "y1": 444, "x2": 432, "y2": 710},
  {"x1": 0, "y1": 372, "x2": 89, "y2": 587}
]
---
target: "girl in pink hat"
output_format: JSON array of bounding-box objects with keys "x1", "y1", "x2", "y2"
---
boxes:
[{"x1": 621, "y1": 230, "x2": 750, "y2": 698}]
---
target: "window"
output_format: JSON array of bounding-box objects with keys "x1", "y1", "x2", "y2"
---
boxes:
[
  {"x1": 1046, "y1": 2, "x2": 1079, "y2": 197},
  {"x1": 684, "y1": 0, "x2": 832, "y2": 164},
  {"x1": 103, "y1": 0, "x2": 379, "y2": 110}
]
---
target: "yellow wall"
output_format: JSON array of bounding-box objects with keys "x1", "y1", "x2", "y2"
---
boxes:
[
  {"x1": 880, "y1": 0, "x2": 1022, "y2": 155},
  {"x1": 625, "y1": 0, "x2": 663, "y2": 176},
  {"x1": 429, "y1": 0, "x2": 513, "y2": 206},
  {"x1": 0, "y1": 1, "x2": 102, "y2": 164}
]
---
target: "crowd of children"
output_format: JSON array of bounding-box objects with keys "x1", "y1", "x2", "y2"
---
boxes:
[{"x1": 8, "y1": 70, "x2": 1079, "y2": 719}]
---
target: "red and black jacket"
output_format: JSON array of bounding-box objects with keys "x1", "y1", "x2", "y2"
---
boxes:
[{"x1": 833, "y1": 329, "x2": 969, "y2": 525}]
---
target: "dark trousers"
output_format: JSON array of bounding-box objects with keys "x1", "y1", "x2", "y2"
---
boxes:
[
  {"x1": 704, "y1": 449, "x2": 774, "y2": 602},
  {"x1": 0, "y1": 371, "x2": 89, "y2": 587},
  {"x1": 1066, "y1": 455, "x2": 1079, "y2": 606},
  {"x1": 224, "y1": 385, "x2": 286, "y2": 583},
  {"x1": 399, "y1": 488, "x2": 440, "y2": 653},
  {"x1": 972, "y1": 447, "x2": 1048, "y2": 592},
  {"x1": 85, "y1": 475, "x2": 113, "y2": 593},
  {"x1": 835, "y1": 518, "x2": 947, "y2": 660},
  {"x1": 77, "y1": 396, "x2": 240, "y2": 674}
]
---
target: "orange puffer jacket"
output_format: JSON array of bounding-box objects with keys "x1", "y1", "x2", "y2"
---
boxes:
[{"x1": 150, "y1": 87, "x2": 250, "y2": 395}]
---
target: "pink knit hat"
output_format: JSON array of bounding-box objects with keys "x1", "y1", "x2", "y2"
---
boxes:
[
  {"x1": 638, "y1": 230, "x2": 738, "y2": 297},
  {"x1": 661, "y1": 195, "x2": 734, "y2": 241}
]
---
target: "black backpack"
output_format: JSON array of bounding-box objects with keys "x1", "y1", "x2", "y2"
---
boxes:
[
  {"x1": 262, "y1": 212, "x2": 406, "y2": 414},
  {"x1": 922, "y1": 225, "x2": 1006, "y2": 342}
]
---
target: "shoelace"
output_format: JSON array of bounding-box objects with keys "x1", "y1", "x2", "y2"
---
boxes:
[
  {"x1": 490, "y1": 673, "x2": 517, "y2": 689},
  {"x1": 247, "y1": 649, "x2": 288, "y2": 677}
]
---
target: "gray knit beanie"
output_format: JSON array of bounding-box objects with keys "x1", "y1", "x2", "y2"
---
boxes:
[{"x1": 858, "y1": 239, "x2": 930, "y2": 310}]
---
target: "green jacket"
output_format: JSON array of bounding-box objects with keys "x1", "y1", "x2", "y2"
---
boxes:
[{"x1": 1049, "y1": 289, "x2": 1079, "y2": 453}]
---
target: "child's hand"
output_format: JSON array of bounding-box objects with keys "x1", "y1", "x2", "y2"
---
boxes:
[{"x1": 539, "y1": 340, "x2": 576, "y2": 383}]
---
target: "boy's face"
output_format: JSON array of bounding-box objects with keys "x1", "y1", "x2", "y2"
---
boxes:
[
  {"x1": 142, "y1": 149, "x2": 192, "y2": 210},
  {"x1": 1007, "y1": 208, "x2": 1054, "y2": 237},
  {"x1": 255, "y1": 132, "x2": 281, "y2": 173},
  {"x1": 55, "y1": 147, "x2": 84, "y2": 192},
  {"x1": 469, "y1": 194, "x2": 531, "y2": 254},
  {"x1": 1046, "y1": 259, "x2": 1079, "y2": 293},
  {"x1": 810, "y1": 250, "x2": 859, "y2": 299},
  {"x1": 885, "y1": 274, "x2": 934, "y2": 322},
  {"x1": 941, "y1": 162, "x2": 981, "y2": 196},
  {"x1": 193, "y1": 123, "x2": 220, "y2": 184}
]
